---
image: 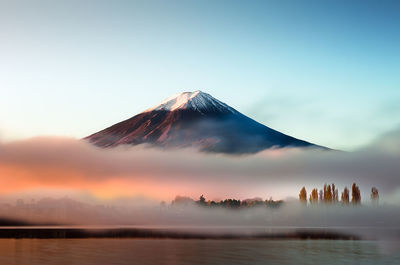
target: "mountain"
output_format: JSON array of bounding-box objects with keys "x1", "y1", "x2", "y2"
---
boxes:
[{"x1": 85, "y1": 90, "x2": 324, "y2": 154}]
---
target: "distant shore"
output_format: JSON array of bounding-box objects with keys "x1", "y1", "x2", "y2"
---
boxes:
[{"x1": 0, "y1": 227, "x2": 359, "y2": 240}]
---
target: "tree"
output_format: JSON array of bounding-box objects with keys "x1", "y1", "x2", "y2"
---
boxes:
[
  {"x1": 371, "y1": 187, "x2": 379, "y2": 204},
  {"x1": 351, "y1": 183, "x2": 361, "y2": 204},
  {"x1": 309, "y1": 188, "x2": 319, "y2": 204},
  {"x1": 319, "y1": 190, "x2": 323, "y2": 202},
  {"x1": 299, "y1": 187, "x2": 307, "y2": 203},
  {"x1": 341, "y1": 187, "x2": 349, "y2": 204},
  {"x1": 197, "y1": 195, "x2": 207, "y2": 206},
  {"x1": 323, "y1": 184, "x2": 333, "y2": 203},
  {"x1": 332, "y1": 183, "x2": 338, "y2": 202},
  {"x1": 327, "y1": 184, "x2": 333, "y2": 203}
]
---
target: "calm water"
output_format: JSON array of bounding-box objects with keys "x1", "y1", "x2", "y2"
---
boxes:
[{"x1": 0, "y1": 239, "x2": 399, "y2": 265}]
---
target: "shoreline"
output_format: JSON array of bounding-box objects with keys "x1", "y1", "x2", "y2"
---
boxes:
[{"x1": 0, "y1": 227, "x2": 360, "y2": 240}]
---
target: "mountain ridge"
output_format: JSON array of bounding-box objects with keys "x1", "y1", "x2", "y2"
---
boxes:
[{"x1": 85, "y1": 90, "x2": 326, "y2": 153}]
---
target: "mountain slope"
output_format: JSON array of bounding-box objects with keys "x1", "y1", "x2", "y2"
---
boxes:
[{"x1": 85, "y1": 90, "x2": 323, "y2": 153}]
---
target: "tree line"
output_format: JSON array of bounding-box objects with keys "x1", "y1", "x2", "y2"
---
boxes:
[
  {"x1": 197, "y1": 195, "x2": 284, "y2": 208},
  {"x1": 171, "y1": 195, "x2": 283, "y2": 209},
  {"x1": 299, "y1": 183, "x2": 379, "y2": 205}
]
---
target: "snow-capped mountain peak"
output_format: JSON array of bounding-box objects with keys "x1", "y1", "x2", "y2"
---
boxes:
[
  {"x1": 146, "y1": 90, "x2": 237, "y2": 114},
  {"x1": 86, "y1": 90, "x2": 323, "y2": 153}
]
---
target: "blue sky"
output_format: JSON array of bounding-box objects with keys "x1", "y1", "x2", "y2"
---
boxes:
[{"x1": 0, "y1": 0, "x2": 399, "y2": 150}]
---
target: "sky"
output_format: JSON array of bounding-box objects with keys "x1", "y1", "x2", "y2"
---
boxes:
[{"x1": 0, "y1": 0, "x2": 399, "y2": 150}]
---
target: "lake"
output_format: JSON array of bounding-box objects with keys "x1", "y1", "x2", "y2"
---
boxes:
[{"x1": 0, "y1": 239, "x2": 399, "y2": 265}]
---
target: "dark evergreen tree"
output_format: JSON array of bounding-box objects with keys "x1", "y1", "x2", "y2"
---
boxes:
[{"x1": 197, "y1": 195, "x2": 207, "y2": 206}]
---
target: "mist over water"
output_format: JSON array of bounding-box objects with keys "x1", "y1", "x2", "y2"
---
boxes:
[
  {"x1": 1, "y1": 198, "x2": 400, "y2": 245},
  {"x1": 0, "y1": 127, "x2": 399, "y2": 203},
  {"x1": 0, "y1": 128, "x2": 399, "y2": 262}
]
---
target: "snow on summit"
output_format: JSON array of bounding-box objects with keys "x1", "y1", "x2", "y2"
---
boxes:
[
  {"x1": 86, "y1": 90, "x2": 323, "y2": 153},
  {"x1": 146, "y1": 90, "x2": 237, "y2": 114}
]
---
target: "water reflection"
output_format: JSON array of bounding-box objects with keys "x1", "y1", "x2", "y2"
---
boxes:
[{"x1": 0, "y1": 239, "x2": 399, "y2": 265}]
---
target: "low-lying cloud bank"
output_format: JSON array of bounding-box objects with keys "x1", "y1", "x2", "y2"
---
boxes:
[
  {"x1": 0, "y1": 128, "x2": 399, "y2": 203},
  {"x1": 1, "y1": 197, "x2": 400, "y2": 246}
]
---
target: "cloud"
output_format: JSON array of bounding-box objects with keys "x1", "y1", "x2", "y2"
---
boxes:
[{"x1": 0, "y1": 128, "x2": 399, "y2": 202}]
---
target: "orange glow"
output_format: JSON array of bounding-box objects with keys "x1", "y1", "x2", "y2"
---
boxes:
[
  {"x1": 0, "y1": 165, "x2": 173, "y2": 200},
  {"x1": 0, "y1": 137, "x2": 311, "y2": 202}
]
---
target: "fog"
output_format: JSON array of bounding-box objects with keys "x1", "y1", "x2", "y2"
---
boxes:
[
  {"x1": 0, "y1": 128, "x2": 399, "y2": 244},
  {"x1": 0, "y1": 127, "x2": 399, "y2": 203},
  {"x1": 1, "y1": 196, "x2": 400, "y2": 248}
]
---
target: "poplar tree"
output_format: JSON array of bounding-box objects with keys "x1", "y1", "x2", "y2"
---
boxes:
[
  {"x1": 341, "y1": 187, "x2": 350, "y2": 204},
  {"x1": 299, "y1": 187, "x2": 307, "y2": 203},
  {"x1": 351, "y1": 183, "x2": 361, "y2": 204},
  {"x1": 309, "y1": 188, "x2": 319, "y2": 204},
  {"x1": 371, "y1": 187, "x2": 379, "y2": 204}
]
